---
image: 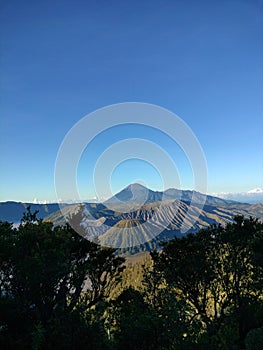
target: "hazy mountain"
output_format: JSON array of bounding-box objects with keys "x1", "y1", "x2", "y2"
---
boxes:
[
  {"x1": 1, "y1": 184, "x2": 262, "y2": 252},
  {"x1": 213, "y1": 188, "x2": 263, "y2": 204},
  {"x1": 105, "y1": 183, "x2": 237, "y2": 207},
  {"x1": 0, "y1": 201, "x2": 65, "y2": 223}
]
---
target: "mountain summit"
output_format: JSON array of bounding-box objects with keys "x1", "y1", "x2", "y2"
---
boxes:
[
  {"x1": 1, "y1": 184, "x2": 263, "y2": 251},
  {"x1": 105, "y1": 183, "x2": 161, "y2": 205},
  {"x1": 104, "y1": 183, "x2": 234, "y2": 207}
]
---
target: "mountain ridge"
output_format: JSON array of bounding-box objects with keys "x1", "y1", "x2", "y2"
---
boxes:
[
  {"x1": 105, "y1": 183, "x2": 241, "y2": 207},
  {"x1": 1, "y1": 184, "x2": 262, "y2": 252}
]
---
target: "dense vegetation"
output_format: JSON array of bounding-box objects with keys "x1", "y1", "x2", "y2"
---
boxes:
[{"x1": 0, "y1": 208, "x2": 262, "y2": 349}]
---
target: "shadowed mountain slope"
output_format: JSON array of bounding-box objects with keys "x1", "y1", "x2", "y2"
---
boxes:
[
  {"x1": 46, "y1": 198, "x2": 263, "y2": 250},
  {"x1": 0, "y1": 201, "x2": 64, "y2": 223}
]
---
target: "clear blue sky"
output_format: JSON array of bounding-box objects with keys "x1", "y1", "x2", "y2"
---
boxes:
[{"x1": 0, "y1": 0, "x2": 262, "y2": 202}]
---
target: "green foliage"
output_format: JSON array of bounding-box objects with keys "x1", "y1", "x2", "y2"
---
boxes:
[
  {"x1": 245, "y1": 328, "x2": 263, "y2": 350},
  {"x1": 0, "y1": 207, "x2": 124, "y2": 349},
  {"x1": 151, "y1": 215, "x2": 263, "y2": 349},
  {"x1": 0, "y1": 211, "x2": 262, "y2": 349}
]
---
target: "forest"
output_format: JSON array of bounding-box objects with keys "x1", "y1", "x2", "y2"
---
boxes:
[{"x1": 0, "y1": 208, "x2": 263, "y2": 349}]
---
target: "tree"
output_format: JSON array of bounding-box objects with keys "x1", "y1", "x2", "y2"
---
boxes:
[
  {"x1": 151, "y1": 216, "x2": 263, "y2": 349},
  {"x1": 0, "y1": 207, "x2": 125, "y2": 349},
  {"x1": 109, "y1": 287, "x2": 157, "y2": 350}
]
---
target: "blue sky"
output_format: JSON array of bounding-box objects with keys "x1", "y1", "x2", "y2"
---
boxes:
[{"x1": 0, "y1": 0, "x2": 262, "y2": 202}]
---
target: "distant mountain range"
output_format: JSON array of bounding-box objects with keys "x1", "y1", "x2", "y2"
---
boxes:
[
  {"x1": 0, "y1": 202, "x2": 63, "y2": 224},
  {"x1": 213, "y1": 188, "x2": 263, "y2": 204},
  {"x1": 1, "y1": 184, "x2": 263, "y2": 252}
]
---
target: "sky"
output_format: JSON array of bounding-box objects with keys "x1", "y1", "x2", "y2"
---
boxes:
[{"x1": 0, "y1": 0, "x2": 262, "y2": 202}]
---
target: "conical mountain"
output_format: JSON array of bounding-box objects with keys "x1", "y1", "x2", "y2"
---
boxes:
[
  {"x1": 104, "y1": 183, "x2": 234, "y2": 207},
  {"x1": 104, "y1": 183, "x2": 160, "y2": 204}
]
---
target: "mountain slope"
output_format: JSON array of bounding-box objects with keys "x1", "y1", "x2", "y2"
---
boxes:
[
  {"x1": 1, "y1": 184, "x2": 262, "y2": 252},
  {"x1": 98, "y1": 200, "x2": 254, "y2": 248},
  {"x1": 42, "y1": 198, "x2": 263, "y2": 250}
]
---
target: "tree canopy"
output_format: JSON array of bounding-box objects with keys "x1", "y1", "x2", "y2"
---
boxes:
[{"x1": 0, "y1": 211, "x2": 262, "y2": 349}]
